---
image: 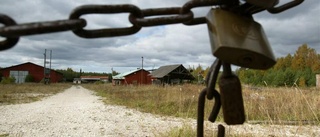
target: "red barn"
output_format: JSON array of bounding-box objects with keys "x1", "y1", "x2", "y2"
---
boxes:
[
  {"x1": 0, "y1": 62, "x2": 63, "y2": 83},
  {"x1": 112, "y1": 69, "x2": 151, "y2": 85}
]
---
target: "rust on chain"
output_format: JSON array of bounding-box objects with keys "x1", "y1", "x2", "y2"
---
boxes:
[
  {"x1": 268, "y1": 0, "x2": 304, "y2": 13},
  {"x1": 130, "y1": 7, "x2": 193, "y2": 27},
  {"x1": 197, "y1": 88, "x2": 207, "y2": 137},
  {"x1": 0, "y1": 19, "x2": 86, "y2": 37},
  {"x1": 0, "y1": 0, "x2": 305, "y2": 50},
  {"x1": 181, "y1": 0, "x2": 223, "y2": 25},
  {"x1": 208, "y1": 88, "x2": 221, "y2": 122},
  {"x1": 206, "y1": 59, "x2": 221, "y2": 100},
  {"x1": 217, "y1": 124, "x2": 225, "y2": 137},
  {"x1": 69, "y1": 4, "x2": 143, "y2": 38},
  {"x1": 0, "y1": 14, "x2": 19, "y2": 51}
]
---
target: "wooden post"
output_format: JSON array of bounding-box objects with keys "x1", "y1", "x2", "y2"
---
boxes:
[{"x1": 316, "y1": 74, "x2": 320, "y2": 88}]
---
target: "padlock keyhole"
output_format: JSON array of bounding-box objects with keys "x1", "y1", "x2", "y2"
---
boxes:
[{"x1": 239, "y1": 55, "x2": 254, "y2": 64}]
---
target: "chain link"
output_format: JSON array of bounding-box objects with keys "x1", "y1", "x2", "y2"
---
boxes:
[
  {"x1": 69, "y1": 4, "x2": 143, "y2": 38},
  {"x1": 0, "y1": 0, "x2": 224, "y2": 50},
  {"x1": 0, "y1": 14, "x2": 19, "y2": 51},
  {"x1": 0, "y1": 0, "x2": 304, "y2": 51}
]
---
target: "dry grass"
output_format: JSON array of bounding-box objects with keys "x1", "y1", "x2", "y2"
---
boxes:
[
  {"x1": 84, "y1": 84, "x2": 204, "y2": 118},
  {"x1": 0, "y1": 83, "x2": 71, "y2": 105},
  {"x1": 84, "y1": 83, "x2": 320, "y2": 125},
  {"x1": 85, "y1": 83, "x2": 320, "y2": 136},
  {"x1": 243, "y1": 86, "x2": 320, "y2": 125}
]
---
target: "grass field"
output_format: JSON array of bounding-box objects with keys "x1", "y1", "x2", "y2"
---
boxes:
[
  {"x1": 0, "y1": 83, "x2": 71, "y2": 105},
  {"x1": 83, "y1": 83, "x2": 320, "y2": 124},
  {"x1": 83, "y1": 83, "x2": 320, "y2": 136},
  {"x1": 1, "y1": 83, "x2": 318, "y2": 136}
]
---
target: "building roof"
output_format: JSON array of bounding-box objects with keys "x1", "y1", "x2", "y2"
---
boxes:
[
  {"x1": 0, "y1": 62, "x2": 62, "y2": 74},
  {"x1": 113, "y1": 69, "x2": 147, "y2": 80},
  {"x1": 150, "y1": 64, "x2": 181, "y2": 78},
  {"x1": 150, "y1": 64, "x2": 195, "y2": 80}
]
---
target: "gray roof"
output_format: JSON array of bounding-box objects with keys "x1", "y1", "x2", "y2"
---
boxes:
[
  {"x1": 113, "y1": 69, "x2": 143, "y2": 79},
  {"x1": 150, "y1": 64, "x2": 195, "y2": 80},
  {"x1": 150, "y1": 64, "x2": 181, "y2": 78}
]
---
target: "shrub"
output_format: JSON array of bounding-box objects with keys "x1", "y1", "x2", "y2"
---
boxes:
[
  {"x1": 25, "y1": 74, "x2": 34, "y2": 82},
  {"x1": 1, "y1": 77, "x2": 16, "y2": 84}
]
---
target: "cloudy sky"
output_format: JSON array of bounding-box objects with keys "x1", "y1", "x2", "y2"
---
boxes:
[{"x1": 0, "y1": 0, "x2": 319, "y2": 73}]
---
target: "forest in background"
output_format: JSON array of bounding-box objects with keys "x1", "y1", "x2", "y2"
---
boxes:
[
  {"x1": 190, "y1": 44, "x2": 320, "y2": 87},
  {"x1": 236, "y1": 44, "x2": 320, "y2": 87}
]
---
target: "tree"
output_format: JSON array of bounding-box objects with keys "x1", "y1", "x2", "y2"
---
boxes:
[
  {"x1": 236, "y1": 44, "x2": 319, "y2": 87},
  {"x1": 291, "y1": 44, "x2": 319, "y2": 71}
]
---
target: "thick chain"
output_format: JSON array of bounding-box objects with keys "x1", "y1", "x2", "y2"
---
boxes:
[
  {"x1": 0, "y1": 0, "x2": 304, "y2": 51},
  {"x1": 0, "y1": 0, "x2": 225, "y2": 51}
]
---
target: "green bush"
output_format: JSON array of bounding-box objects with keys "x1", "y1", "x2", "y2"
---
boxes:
[
  {"x1": 1, "y1": 77, "x2": 16, "y2": 84},
  {"x1": 25, "y1": 74, "x2": 34, "y2": 82}
]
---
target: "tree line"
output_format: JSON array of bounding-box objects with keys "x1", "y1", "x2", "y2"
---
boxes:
[
  {"x1": 55, "y1": 68, "x2": 119, "y2": 82},
  {"x1": 236, "y1": 44, "x2": 320, "y2": 87},
  {"x1": 188, "y1": 44, "x2": 319, "y2": 87}
]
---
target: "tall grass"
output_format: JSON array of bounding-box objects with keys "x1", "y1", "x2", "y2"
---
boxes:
[
  {"x1": 244, "y1": 86, "x2": 320, "y2": 125},
  {"x1": 84, "y1": 83, "x2": 320, "y2": 125},
  {"x1": 0, "y1": 83, "x2": 71, "y2": 105},
  {"x1": 84, "y1": 84, "x2": 206, "y2": 118}
]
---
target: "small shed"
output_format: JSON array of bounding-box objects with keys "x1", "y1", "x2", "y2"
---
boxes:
[
  {"x1": 112, "y1": 69, "x2": 151, "y2": 85},
  {"x1": 0, "y1": 62, "x2": 63, "y2": 83},
  {"x1": 150, "y1": 64, "x2": 195, "y2": 84}
]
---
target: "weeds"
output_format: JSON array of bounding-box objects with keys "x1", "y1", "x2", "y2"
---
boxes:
[
  {"x1": 0, "y1": 83, "x2": 71, "y2": 105},
  {"x1": 84, "y1": 83, "x2": 320, "y2": 125}
]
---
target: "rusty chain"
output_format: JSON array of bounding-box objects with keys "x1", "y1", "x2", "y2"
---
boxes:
[
  {"x1": 0, "y1": 0, "x2": 304, "y2": 51},
  {"x1": 0, "y1": 0, "x2": 305, "y2": 137}
]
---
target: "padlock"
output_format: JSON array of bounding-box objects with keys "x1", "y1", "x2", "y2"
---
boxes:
[
  {"x1": 246, "y1": 0, "x2": 279, "y2": 8},
  {"x1": 219, "y1": 63, "x2": 245, "y2": 125},
  {"x1": 206, "y1": 9, "x2": 276, "y2": 70}
]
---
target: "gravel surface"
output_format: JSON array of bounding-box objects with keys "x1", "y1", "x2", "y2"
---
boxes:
[
  {"x1": 1, "y1": 85, "x2": 319, "y2": 137},
  {"x1": 0, "y1": 86, "x2": 188, "y2": 137}
]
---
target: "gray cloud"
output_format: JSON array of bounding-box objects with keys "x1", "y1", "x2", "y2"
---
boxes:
[{"x1": 0, "y1": 0, "x2": 318, "y2": 73}]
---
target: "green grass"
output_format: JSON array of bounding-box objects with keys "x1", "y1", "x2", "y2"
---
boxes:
[
  {"x1": 0, "y1": 83, "x2": 71, "y2": 105},
  {"x1": 0, "y1": 134, "x2": 9, "y2": 137},
  {"x1": 157, "y1": 124, "x2": 197, "y2": 137}
]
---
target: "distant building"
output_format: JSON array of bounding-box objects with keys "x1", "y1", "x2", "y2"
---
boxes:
[
  {"x1": 150, "y1": 64, "x2": 195, "y2": 85},
  {"x1": 0, "y1": 62, "x2": 63, "y2": 83},
  {"x1": 80, "y1": 75, "x2": 109, "y2": 83},
  {"x1": 112, "y1": 69, "x2": 151, "y2": 85}
]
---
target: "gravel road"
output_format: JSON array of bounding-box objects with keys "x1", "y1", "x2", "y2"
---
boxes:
[
  {"x1": 1, "y1": 85, "x2": 319, "y2": 137},
  {"x1": 0, "y1": 86, "x2": 189, "y2": 137}
]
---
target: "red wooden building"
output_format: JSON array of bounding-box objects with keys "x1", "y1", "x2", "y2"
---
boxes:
[
  {"x1": 0, "y1": 62, "x2": 63, "y2": 83},
  {"x1": 112, "y1": 69, "x2": 151, "y2": 85}
]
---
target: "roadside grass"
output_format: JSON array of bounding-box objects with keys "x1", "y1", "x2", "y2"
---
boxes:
[
  {"x1": 0, "y1": 83, "x2": 71, "y2": 105},
  {"x1": 0, "y1": 134, "x2": 9, "y2": 137},
  {"x1": 84, "y1": 84, "x2": 210, "y2": 119},
  {"x1": 84, "y1": 83, "x2": 320, "y2": 136},
  {"x1": 84, "y1": 83, "x2": 320, "y2": 124}
]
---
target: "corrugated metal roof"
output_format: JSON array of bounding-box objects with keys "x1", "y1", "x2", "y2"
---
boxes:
[
  {"x1": 113, "y1": 69, "x2": 142, "y2": 79},
  {"x1": 150, "y1": 64, "x2": 181, "y2": 78}
]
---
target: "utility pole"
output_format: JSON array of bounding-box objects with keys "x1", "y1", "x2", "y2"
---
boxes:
[
  {"x1": 141, "y1": 56, "x2": 144, "y2": 84},
  {"x1": 43, "y1": 49, "x2": 46, "y2": 84},
  {"x1": 43, "y1": 49, "x2": 52, "y2": 84}
]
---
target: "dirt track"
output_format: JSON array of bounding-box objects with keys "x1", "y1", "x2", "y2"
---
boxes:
[{"x1": 0, "y1": 86, "x2": 319, "y2": 137}]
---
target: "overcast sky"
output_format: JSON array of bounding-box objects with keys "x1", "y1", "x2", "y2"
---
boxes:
[{"x1": 0, "y1": 0, "x2": 319, "y2": 73}]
